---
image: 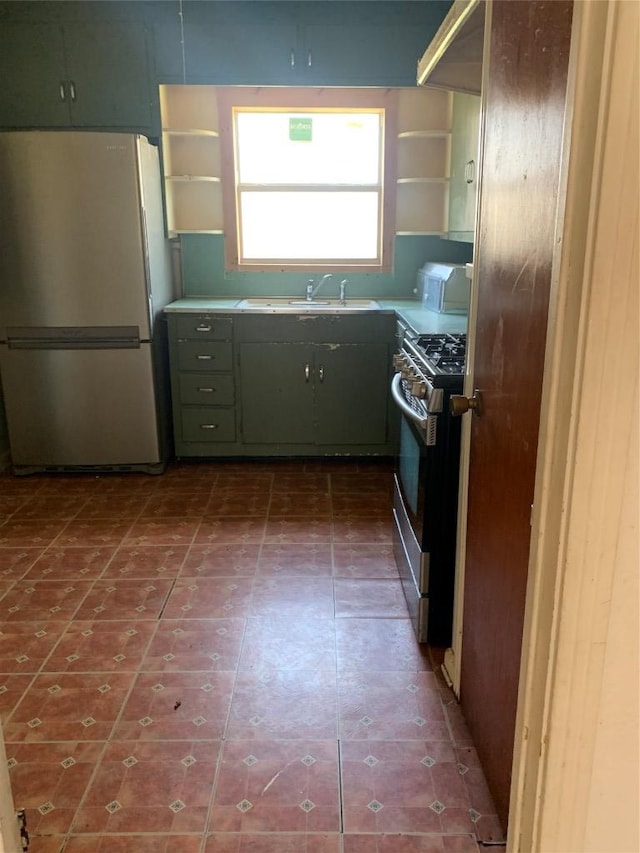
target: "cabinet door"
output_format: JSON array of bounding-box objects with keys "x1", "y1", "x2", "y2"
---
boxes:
[
  {"x1": 240, "y1": 343, "x2": 315, "y2": 444},
  {"x1": 0, "y1": 23, "x2": 71, "y2": 127},
  {"x1": 64, "y1": 23, "x2": 152, "y2": 129},
  {"x1": 314, "y1": 343, "x2": 389, "y2": 445},
  {"x1": 300, "y1": 24, "x2": 429, "y2": 86},
  {"x1": 448, "y1": 93, "x2": 481, "y2": 241},
  {"x1": 184, "y1": 22, "x2": 299, "y2": 85}
]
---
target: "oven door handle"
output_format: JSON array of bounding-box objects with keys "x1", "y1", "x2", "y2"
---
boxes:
[{"x1": 391, "y1": 373, "x2": 429, "y2": 431}]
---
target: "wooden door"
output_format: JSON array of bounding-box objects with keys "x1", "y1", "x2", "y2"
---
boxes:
[{"x1": 459, "y1": 0, "x2": 573, "y2": 829}]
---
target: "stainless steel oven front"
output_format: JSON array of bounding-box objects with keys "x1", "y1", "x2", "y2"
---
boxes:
[{"x1": 390, "y1": 356, "x2": 462, "y2": 645}]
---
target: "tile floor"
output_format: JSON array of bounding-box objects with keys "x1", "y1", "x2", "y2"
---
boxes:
[{"x1": 0, "y1": 459, "x2": 505, "y2": 853}]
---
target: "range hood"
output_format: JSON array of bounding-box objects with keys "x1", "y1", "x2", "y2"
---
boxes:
[{"x1": 417, "y1": 0, "x2": 485, "y2": 94}]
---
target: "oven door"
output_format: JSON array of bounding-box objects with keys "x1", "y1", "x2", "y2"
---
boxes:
[
  {"x1": 390, "y1": 374, "x2": 445, "y2": 553},
  {"x1": 391, "y1": 380, "x2": 449, "y2": 643}
]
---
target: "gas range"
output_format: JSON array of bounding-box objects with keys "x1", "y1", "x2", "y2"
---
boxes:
[
  {"x1": 390, "y1": 328, "x2": 468, "y2": 645},
  {"x1": 402, "y1": 332, "x2": 467, "y2": 385},
  {"x1": 392, "y1": 332, "x2": 467, "y2": 441}
]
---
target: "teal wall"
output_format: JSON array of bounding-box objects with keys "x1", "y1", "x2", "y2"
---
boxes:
[{"x1": 181, "y1": 234, "x2": 473, "y2": 299}]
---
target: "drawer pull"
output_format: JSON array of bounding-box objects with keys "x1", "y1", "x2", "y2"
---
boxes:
[
  {"x1": 197, "y1": 387, "x2": 215, "y2": 393},
  {"x1": 200, "y1": 423, "x2": 219, "y2": 430},
  {"x1": 196, "y1": 324, "x2": 212, "y2": 332},
  {"x1": 196, "y1": 354, "x2": 213, "y2": 360}
]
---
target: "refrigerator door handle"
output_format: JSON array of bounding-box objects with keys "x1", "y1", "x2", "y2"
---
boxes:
[
  {"x1": 139, "y1": 205, "x2": 154, "y2": 335},
  {"x1": 6, "y1": 326, "x2": 140, "y2": 350}
]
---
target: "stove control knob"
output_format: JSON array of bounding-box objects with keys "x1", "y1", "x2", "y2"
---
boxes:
[
  {"x1": 410, "y1": 380, "x2": 427, "y2": 398},
  {"x1": 392, "y1": 353, "x2": 406, "y2": 370}
]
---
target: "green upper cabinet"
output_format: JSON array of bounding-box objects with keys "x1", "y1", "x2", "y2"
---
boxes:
[
  {"x1": 63, "y1": 24, "x2": 152, "y2": 129},
  {"x1": 447, "y1": 92, "x2": 481, "y2": 242},
  {"x1": 0, "y1": 21, "x2": 152, "y2": 130},
  {"x1": 154, "y1": 1, "x2": 452, "y2": 87},
  {"x1": 297, "y1": 23, "x2": 437, "y2": 87},
  {"x1": 0, "y1": 23, "x2": 70, "y2": 127},
  {"x1": 184, "y1": 22, "x2": 300, "y2": 85}
]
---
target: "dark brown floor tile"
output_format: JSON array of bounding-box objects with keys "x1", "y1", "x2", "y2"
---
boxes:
[
  {"x1": 336, "y1": 618, "x2": 432, "y2": 672},
  {"x1": 239, "y1": 615, "x2": 337, "y2": 673},
  {"x1": 102, "y1": 544, "x2": 188, "y2": 579},
  {"x1": 161, "y1": 577, "x2": 253, "y2": 620},
  {"x1": 338, "y1": 670, "x2": 447, "y2": 740},
  {"x1": 182, "y1": 543, "x2": 260, "y2": 577},
  {"x1": 258, "y1": 544, "x2": 332, "y2": 577},
  {"x1": 344, "y1": 835, "x2": 479, "y2": 852},
  {"x1": 264, "y1": 517, "x2": 332, "y2": 545},
  {"x1": 194, "y1": 517, "x2": 266, "y2": 545},
  {"x1": 0, "y1": 673, "x2": 36, "y2": 723},
  {"x1": 227, "y1": 670, "x2": 338, "y2": 741},
  {"x1": 334, "y1": 578, "x2": 407, "y2": 618},
  {"x1": 112, "y1": 671, "x2": 234, "y2": 741},
  {"x1": 204, "y1": 834, "x2": 341, "y2": 852},
  {"x1": 332, "y1": 543, "x2": 398, "y2": 578},
  {"x1": 8, "y1": 740, "x2": 105, "y2": 835},
  {"x1": 72, "y1": 739, "x2": 220, "y2": 834},
  {"x1": 121, "y1": 518, "x2": 199, "y2": 548},
  {"x1": 140, "y1": 618, "x2": 245, "y2": 672},
  {"x1": 54, "y1": 520, "x2": 133, "y2": 549},
  {"x1": 209, "y1": 740, "x2": 340, "y2": 833},
  {"x1": 63, "y1": 837, "x2": 202, "y2": 853},
  {"x1": 0, "y1": 547, "x2": 45, "y2": 580},
  {"x1": 10, "y1": 496, "x2": 88, "y2": 520},
  {"x1": 73, "y1": 578, "x2": 175, "y2": 621},
  {"x1": 0, "y1": 519, "x2": 68, "y2": 548},
  {"x1": 4, "y1": 672, "x2": 135, "y2": 743},
  {"x1": 0, "y1": 622, "x2": 69, "y2": 675},
  {"x1": 0, "y1": 581, "x2": 93, "y2": 623},
  {"x1": 44, "y1": 620, "x2": 157, "y2": 673},
  {"x1": 251, "y1": 576, "x2": 334, "y2": 620},
  {"x1": 74, "y1": 495, "x2": 149, "y2": 520},
  {"x1": 24, "y1": 546, "x2": 115, "y2": 581}
]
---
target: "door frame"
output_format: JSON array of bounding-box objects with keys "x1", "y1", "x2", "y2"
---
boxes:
[
  {"x1": 442, "y1": 0, "x2": 637, "y2": 848},
  {"x1": 509, "y1": 1, "x2": 638, "y2": 850}
]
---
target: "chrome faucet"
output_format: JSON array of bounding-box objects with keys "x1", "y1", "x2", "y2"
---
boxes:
[
  {"x1": 339, "y1": 279, "x2": 348, "y2": 305},
  {"x1": 306, "y1": 274, "x2": 333, "y2": 302}
]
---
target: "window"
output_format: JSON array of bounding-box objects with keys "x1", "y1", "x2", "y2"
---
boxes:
[{"x1": 217, "y1": 88, "x2": 398, "y2": 272}]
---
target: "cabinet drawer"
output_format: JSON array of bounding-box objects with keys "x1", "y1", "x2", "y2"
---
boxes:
[
  {"x1": 177, "y1": 341, "x2": 232, "y2": 372},
  {"x1": 179, "y1": 373, "x2": 234, "y2": 405},
  {"x1": 181, "y1": 407, "x2": 236, "y2": 442},
  {"x1": 175, "y1": 315, "x2": 232, "y2": 340}
]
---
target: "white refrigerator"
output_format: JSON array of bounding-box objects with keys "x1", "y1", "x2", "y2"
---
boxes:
[{"x1": 0, "y1": 131, "x2": 176, "y2": 473}]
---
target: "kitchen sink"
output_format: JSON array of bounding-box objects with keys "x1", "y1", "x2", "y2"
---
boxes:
[{"x1": 235, "y1": 298, "x2": 380, "y2": 312}]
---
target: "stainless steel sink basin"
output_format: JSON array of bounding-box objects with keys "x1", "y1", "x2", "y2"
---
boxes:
[{"x1": 235, "y1": 298, "x2": 380, "y2": 313}]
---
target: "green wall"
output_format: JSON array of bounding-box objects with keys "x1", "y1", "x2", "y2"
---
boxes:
[{"x1": 180, "y1": 234, "x2": 473, "y2": 299}]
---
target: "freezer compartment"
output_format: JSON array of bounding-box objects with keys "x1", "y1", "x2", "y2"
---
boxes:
[{"x1": 0, "y1": 343, "x2": 165, "y2": 472}]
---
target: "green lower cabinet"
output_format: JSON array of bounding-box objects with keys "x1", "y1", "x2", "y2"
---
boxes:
[
  {"x1": 167, "y1": 313, "x2": 238, "y2": 457},
  {"x1": 181, "y1": 407, "x2": 236, "y2": 443},
  {"x1": 314, "y1": 344, "x2": 389, "y2": 445},
  {"x1": 167, "y1": 311, "x2": 397, "y2": 458},
  {"x1": 240, "y1": 343, "x2": 315, "y2": 445},
  {"x1": 239, "y1": 341, "x2": 391, "y2": 450}
]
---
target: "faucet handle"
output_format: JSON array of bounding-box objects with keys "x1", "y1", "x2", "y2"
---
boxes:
[{"x1": 339, "y1": 279, "x2": 348, "y2": 304}]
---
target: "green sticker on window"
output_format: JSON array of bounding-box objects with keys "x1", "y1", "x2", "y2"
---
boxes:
[{"x1": 289, "y1": 117, "x2": 312, "y2": 141}]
